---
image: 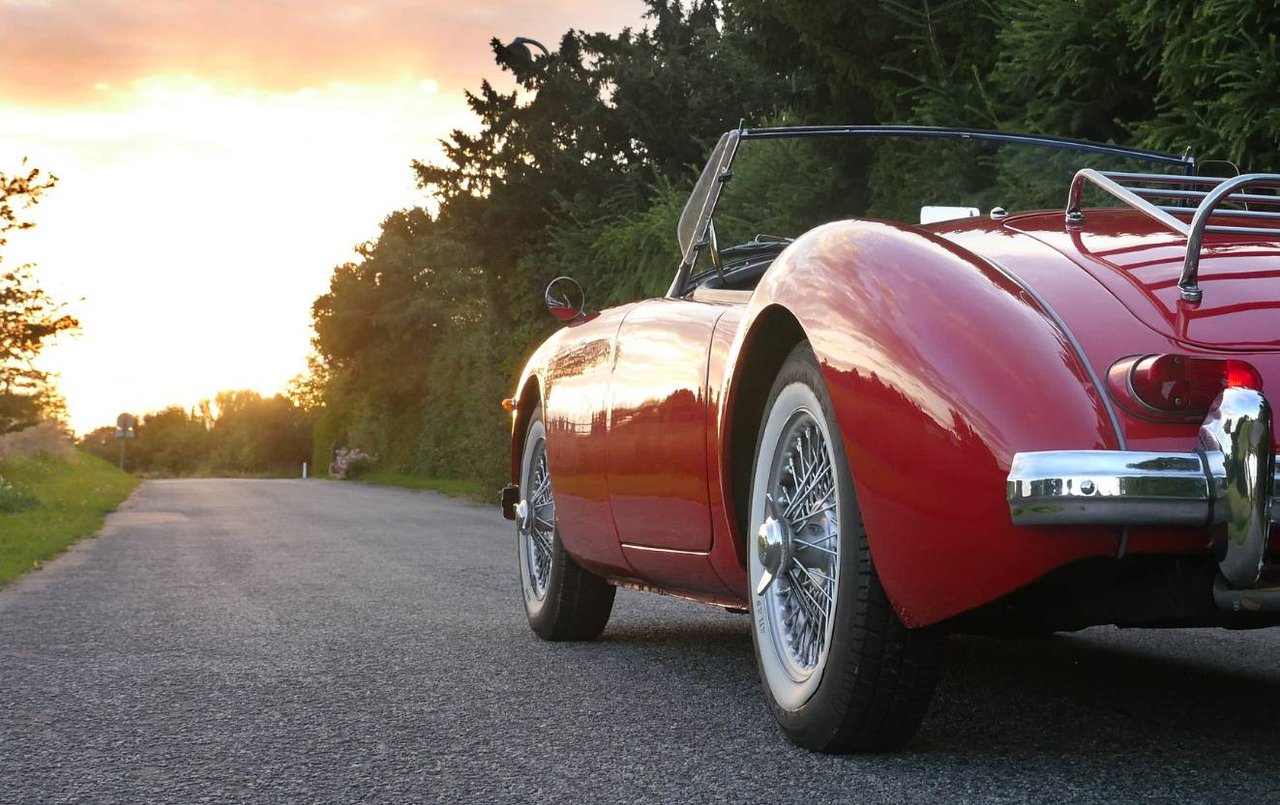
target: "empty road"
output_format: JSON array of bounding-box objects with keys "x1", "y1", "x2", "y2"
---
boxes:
[{"x1": 2, "y1": 479, "x2": 1278, "y2": 803}]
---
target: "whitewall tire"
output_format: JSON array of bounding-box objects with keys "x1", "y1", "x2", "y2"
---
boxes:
[
  {"x1": 517, "y1": 407, "x2": 615, "y2": 641},
  {"x1": 748, "y1": 343, "x2": 946, "y2": 752}
]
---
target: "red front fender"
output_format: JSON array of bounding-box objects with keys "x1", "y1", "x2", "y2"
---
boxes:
[{"x1": 719, "y1": 220, "x2": 1122, "y2": 626}]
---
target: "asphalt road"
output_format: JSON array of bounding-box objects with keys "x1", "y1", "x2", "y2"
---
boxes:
[{"x1": 2, "y1": 479, "x2": 1278, "y2": 803}]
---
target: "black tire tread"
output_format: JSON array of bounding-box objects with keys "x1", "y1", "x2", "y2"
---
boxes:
[
  {"x1": 756, "y1": 343, "x2": 946, "y2": 753},
  {"x1": 536, "y1": 539, "x2": 616, "y2": 641},
  {"x1": 825, "y1": 541, "x2": 946, "y2": 752},
  {"x1": 522, "y1": 406, "x2": 616, "y2": 642}
]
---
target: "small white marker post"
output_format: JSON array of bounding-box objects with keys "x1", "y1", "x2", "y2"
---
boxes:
[{"x1": 302, "y1": 462, "x2": 308, "y2": 479}]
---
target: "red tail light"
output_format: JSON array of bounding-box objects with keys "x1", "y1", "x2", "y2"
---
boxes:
[{"x1": 1108, "y1": 354, "x2": 1263, "y2": 420}]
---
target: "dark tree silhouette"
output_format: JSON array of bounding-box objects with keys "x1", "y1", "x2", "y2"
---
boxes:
[{"x1": 0, "y1": 162, "x2": 78, "y2": 432}]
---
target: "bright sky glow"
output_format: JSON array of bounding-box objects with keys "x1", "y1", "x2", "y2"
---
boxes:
[{"x1": 0, "y1": 1, "x2": 644, "y2": 433}]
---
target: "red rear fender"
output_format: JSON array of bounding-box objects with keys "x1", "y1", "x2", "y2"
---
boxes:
[{"x1": 719, "y1": 220, "x2": 1123, "y2": 626}]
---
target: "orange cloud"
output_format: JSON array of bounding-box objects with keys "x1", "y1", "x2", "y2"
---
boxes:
[{"x1": 0, "y1": 0, "x2": 645, "y2": 104}]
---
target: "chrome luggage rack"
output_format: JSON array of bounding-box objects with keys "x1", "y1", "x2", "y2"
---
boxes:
[{"x1": 1066, "y1": 170, "x2": 1280, "y2": 303}]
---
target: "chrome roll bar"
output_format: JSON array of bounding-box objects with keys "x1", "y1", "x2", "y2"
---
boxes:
[{"x1": 1065, "y1": 170, "x2": 1280, "y2": 303}]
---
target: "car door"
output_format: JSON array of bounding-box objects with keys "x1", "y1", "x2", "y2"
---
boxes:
[
  {"x1": 542, "y1": 303, "x2": 638, "y2": 574},
  {"x1": 557, "y1": 130, "x2": 742, "y2": 561},
  {"x1": 605, "y1": 297, "x2": 731, "y2": 552}
]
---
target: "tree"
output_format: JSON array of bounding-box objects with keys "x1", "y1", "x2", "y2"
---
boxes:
[
  {"x1": 82, "y1": 392, "x2": 314, "y2": 477},
  {"x1": 0, "y1": 162, "x2": 78, "y2": 431},
  {"x1": 730, "y1": 0, "x2": 1280, "y2": 169},
  {"x1": 310, "y1": 0, "x2": 797, "y2": 484},
  {"x1": 731, "y1": 0, "x2": 999, "y2": 125},
  {"x1": 308, "y1": 0, "x2": 1280, "y2": 490},
  {"x1": 130, "y1": 407, "x2": 209, "y2": 475},
  {"x1": 207, "y1": 391, "x2": 312, "y2": 474},
  {"x1": 79, "y1": 426, "x2": 121, "y2": 467}
]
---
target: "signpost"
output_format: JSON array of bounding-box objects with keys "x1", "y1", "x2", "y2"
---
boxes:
[{"x1": 115, "y1": 413, "x2": 136, "y2": 470}]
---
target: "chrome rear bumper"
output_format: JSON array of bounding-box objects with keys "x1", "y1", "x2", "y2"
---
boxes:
[{"x1": 1007, "y1": 388, "x2": 1276, "y2": 604}]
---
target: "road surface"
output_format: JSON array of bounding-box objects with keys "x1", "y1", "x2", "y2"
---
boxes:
[{"x1": 2, "y1": 479, "x2": 1278, "y2": 803}]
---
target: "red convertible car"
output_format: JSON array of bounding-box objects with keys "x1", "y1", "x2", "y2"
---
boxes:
[{"x1": 500, "y1": 126, "x2": 1280, "y2": 752}]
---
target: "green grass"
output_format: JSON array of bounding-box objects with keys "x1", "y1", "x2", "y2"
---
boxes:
[
  {"x1": 0, "y1": 451, "x2": 138, "y2": 587},
  {"x1": 355, "y1": 472, "x2": 495, "y2": 504}
]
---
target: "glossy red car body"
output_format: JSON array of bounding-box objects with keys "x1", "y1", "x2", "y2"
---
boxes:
[{"x1": 507, "y1": 129, "x2": 1280, "y2": 629}]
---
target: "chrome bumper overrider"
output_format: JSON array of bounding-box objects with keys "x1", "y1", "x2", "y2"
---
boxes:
[{"x1": 1007, "y1": 388, "x2": 1276, "y2": 602}]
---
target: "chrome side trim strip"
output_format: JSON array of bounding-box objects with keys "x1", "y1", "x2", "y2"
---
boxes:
[
  {"x1": 619, "y1": 543, "x2": 712, "y2": 557},
  {"x1": 985, "y1": 259, "x2": 1127, "y2": 451}
]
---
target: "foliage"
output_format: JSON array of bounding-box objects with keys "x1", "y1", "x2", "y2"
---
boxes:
[
  {"x1": 310, "y1": 0, "x2": 796, "y2": 488},
  {"x1": 285, "y1": 354, "x2": 328, "y2": 413},
  {"x1": 129, "y1": 407, "x2": 209, "y2": 475},
  {"x1": 208, "y1": 391, "x2": 312, "y2": 474},
  {"x1": 0, "y1": 479, "x2": 37, "y2": 514},
  {"x1": 538, "y1": 178, "x2": 687, "y2": 307},
  {"x1": 733, "y1": 0, "x2": 1280, "y2": 170},
  {"x1": 0, "y1": 451, "x2": 137, "y2": 586},
  {"x1": 1117, "y1": 0, "x2": 1280, "y2": 170},
  {"x1": 990, "y1": 0, "x2": 1156, "y2": 141},
  {"x1": 0, "y1": 163, "x2": 78, "y2": 431},
  {"x1": 329, "y1": 446, "x2": 377, "y2": 480},
  {"x1": 732, "y1": 0, "x2": 999, "y2": 124},
  {"x1": 80, "y1": 391, "x2": 313, "y2": 477},
  {"x1": 0, "y1": 421, "x2": 74, "y2": 462},
  {"x1": 305, "y1": 0, "x2": 1280, "y2": 493},
  {"x1": 310, "y1": 406, "x2": 346, "y2": 481},
  {"x1": 412, "y1": 314, "x2": 508, "y2": 483}
]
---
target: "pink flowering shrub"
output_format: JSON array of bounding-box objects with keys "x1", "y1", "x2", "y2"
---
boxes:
[{"x1": 329, "y1": 446, "x2": 377, "y2": 479}]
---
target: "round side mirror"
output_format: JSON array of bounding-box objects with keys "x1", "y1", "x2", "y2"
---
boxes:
[{"x1": 544, "y1": 276, "x2": 586, "y2": 322}]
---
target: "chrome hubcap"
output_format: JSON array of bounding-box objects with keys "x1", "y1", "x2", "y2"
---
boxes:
[
  {"x1": 761, "y1": 409, "x2": 839, "y2": 678},
  {"x1": 756, "y1": 495, "x2": 793, "y2": 595},
  {"x1": 520, "y1": 440, "x2": 554, "y2": 599}
]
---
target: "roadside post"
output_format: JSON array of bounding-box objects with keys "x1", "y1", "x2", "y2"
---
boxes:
[{"x1": 114, "y1": 413, "x2": 136, "y2": 471}]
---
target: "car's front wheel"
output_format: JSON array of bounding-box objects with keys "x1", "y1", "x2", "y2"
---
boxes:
[
  {"x1": 517, "y1": 406, "x2": 615, "y2": 641},
  {"x1": 749, "y1": 343, "x2": 946, "y2": 752}
]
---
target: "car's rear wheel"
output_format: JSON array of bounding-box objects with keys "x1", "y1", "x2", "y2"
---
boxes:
[
  {"x1": 749, "y1": 343, "x2": 946, "y2": 752},
  {"x1": 518, "y1": 407, "x2": 615, "y2": 640}
]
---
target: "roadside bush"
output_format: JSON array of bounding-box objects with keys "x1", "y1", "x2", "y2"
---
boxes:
[
  {"x1": 0, "y1": 422, "x2": 74, "y2": 463},
  {"x1": 329, "y1": 446, "x2": 378, "y2": 480},
  {"x1": 0, "y1": 478, "x2": 36, "y2": 513}
]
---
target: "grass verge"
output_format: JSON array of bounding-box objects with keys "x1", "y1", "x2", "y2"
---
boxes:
[
  {"x1": 355, "y1": 472, "x2": 495, "y2": 504},
  {"x1": 0, "y1": 451, "x2": 138, "y2": 587}
]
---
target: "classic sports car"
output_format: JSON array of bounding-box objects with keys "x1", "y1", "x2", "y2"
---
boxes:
[{"x1": 500, "y1": 126, "x2": 1280, "y2": 752}]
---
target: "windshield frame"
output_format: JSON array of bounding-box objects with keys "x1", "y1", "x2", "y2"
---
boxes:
[{"x1": 668, "y1": 125, "x2": 1196, "y2": 297}]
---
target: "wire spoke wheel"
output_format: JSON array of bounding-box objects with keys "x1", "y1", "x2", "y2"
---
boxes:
[
  {"x1": 520, "y1": 440, "x2": 555, "y2": 599},
  {"x1": 749, "y1": 343, "x2": 945, "y2": 752},
  {"x1": 517, "y1": 406, "x2": 616, "y2": 641},
  {"x1": 763, "y1": 411, "x2": 839, "y2": 679}
]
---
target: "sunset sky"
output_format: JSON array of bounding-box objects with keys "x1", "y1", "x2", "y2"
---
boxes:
[{"x1": 0, "y1": 0, "x2": 644, "y2": 433}]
